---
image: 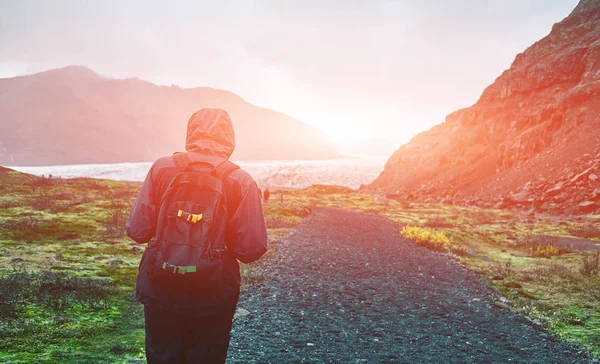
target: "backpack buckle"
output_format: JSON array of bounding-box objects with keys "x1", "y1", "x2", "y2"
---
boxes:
[
  {"x1": 161, "y1": 262, "x2": 197, "y2": 275},
  {"x1": 177, "y1": 210, "x2": 203, "y2": 224}
]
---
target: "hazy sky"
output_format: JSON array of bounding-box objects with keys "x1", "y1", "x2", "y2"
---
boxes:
[{"x1": 0, "y1": 0, "x2": 579, "y2": 147}]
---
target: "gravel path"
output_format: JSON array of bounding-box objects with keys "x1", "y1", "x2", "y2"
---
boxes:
[{"x1": 229, "y1": 208, "x2": 592, "y2": 363}]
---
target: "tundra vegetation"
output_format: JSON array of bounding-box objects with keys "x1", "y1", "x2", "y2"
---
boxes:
[{"x1": 0, "y1": 169, "x2": 599, "y2": 362}]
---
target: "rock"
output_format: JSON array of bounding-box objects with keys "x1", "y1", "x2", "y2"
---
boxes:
[
  {"x1": 545, "y1": 182, "x2": 564, "y2": 196},
  {"x1": 108, "y1": 258, "x2": 123, "y2": 265},
  {"x1": 131, "y1": 246, "x2": 144, "y2": 254},
  {"x1": 578, "y1": 201, "x2": 599, "y2": 214},
  {"x1": 54, "y1": 253, "x2": 64, "y2": 261},
  {"x1": 72, "y1": 239, "x2": 81, "y2": 245},
  {"x1": 493, "y1": 301, "x2": 510, "y2": 310},
  {"x1": 362, "y1": 2, "x2": 600, "y2": 218},
  {"x1": 571, "y1": 165, "x2": 596, "y2": 183},
  {"x1": 504, "y1": 281, "x2": 522, "y2": 289},
  {"x1": 11, "y1": 257, "x2": 24, "y2": 263},
  {"x1": 234, "y1": 308, "x2": 250, "y2": 319}
]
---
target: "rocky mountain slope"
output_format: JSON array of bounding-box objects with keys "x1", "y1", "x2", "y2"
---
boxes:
[
  {"x1": 0, "y1": 66, "x2": 339, "y2": 165},
  {"x1": 368, "y1": 0, "x2": 600, "y2": 215}
]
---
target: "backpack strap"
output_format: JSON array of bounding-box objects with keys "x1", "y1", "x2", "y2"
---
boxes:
[
  {"x1": 172, "y1": 152, "x2": 191, "y2": 173},
  {"x1": 214, "y1": 160, "x2": 240, "y2": 181}
]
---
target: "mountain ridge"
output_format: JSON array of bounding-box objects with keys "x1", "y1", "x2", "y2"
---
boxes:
[
  {"x1": 0, "y1": 65, "x2": 339, "y2": 166},
  {"x1": 367, "y1": 0, "x2": 600, "y2": 215}
]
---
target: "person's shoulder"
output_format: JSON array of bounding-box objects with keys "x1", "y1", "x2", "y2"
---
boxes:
[
  {"x1": 153, "y1": 155, "x2": 176, "y2": 167},
  {"x1": 149, "y1": 155, "x2": 177, "y2": 177},
  {"x1": 228, "y1": 167, "x2": 255, "y2": 185}
]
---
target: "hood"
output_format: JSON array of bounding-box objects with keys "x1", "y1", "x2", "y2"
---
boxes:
[{"x1": 185, "y1": 108, "x2": 235, "y2": 158}]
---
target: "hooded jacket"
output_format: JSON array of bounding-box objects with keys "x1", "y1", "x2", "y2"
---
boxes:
[{"x1": 127, "y1": 108, "x2": 267, "y2": 315}]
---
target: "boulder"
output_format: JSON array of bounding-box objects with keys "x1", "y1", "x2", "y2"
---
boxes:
[
  {"x1": 234, "y1": 308, "x2": 250, "y2": 319},
  {"x1": 131, "y1": 246, "x2": 144, "y2": 254},
  {"x1": 578, "y1": 201, "x2": 599, "y2": 214}
]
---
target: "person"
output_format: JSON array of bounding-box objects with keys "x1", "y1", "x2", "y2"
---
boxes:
[
  {"x1": 263, "y1": 187, "x2": 270, "y2": 203},
  {"x1": 126, "y1": 108, "x2": 268, "y2": 363}
]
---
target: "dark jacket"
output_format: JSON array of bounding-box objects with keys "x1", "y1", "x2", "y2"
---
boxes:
[{"x1": 127, "y1": 108, "x2": 267, "y2": 315}]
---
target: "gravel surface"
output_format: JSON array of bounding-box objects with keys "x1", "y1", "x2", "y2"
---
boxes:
[{"x1": 229, "y1": 208, "x2": 593, "y2": 363}]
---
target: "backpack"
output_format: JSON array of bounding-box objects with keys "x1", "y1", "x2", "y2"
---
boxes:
[{"x1": 146, "y1": 153, "x2": 240, "y2": 289}]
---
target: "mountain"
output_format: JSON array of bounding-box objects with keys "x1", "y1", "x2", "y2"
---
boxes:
[
  {"x1": 0, "y1": 66, "x2": 339, "y2": 166},
  {"x1": 367, "y1": 0, "x2": 600, "y2": 215}
]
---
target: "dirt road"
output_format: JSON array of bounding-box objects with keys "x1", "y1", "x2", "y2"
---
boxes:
[{"x1": 229, "y1": 208, "x2": 592, "y2": 363}]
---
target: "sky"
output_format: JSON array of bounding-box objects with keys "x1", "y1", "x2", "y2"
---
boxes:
[{"x1": 0, "y1": 0, "x2": 580, "y2": 150}]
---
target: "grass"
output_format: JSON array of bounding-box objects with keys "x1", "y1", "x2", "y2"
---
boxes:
[
  {"x1": 1, "y1": 168, "x2": 600, "y2": 360},
  {"x1": 0, "y1": 170, "x2": 304, "y2": 363}
]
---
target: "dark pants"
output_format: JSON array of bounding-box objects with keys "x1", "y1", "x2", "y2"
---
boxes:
[{"x1": 144, "y1": 304, "x2": 234, "y2": 364}]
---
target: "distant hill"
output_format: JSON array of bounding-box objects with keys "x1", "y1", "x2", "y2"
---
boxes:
[
  {"x1": 367, "y1": 0, "x2": 600, "y2": 215},
  {"x1": 0, "y1": 66, "x2": 339, "y2": 166}
]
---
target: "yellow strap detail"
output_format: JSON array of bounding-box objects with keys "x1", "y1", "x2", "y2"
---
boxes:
[{"x1": 177, "y1": 210, "x2": 203, "y2": 223}]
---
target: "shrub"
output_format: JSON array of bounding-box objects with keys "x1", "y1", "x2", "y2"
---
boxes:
[
  {"x1": 401, "y1": 226, "x2": 450, "y2": 252},
  {"x1": 0, "y1": 270, "x2": 33, "y2": 318},
  {"x1": 265, "y1": 215, "x2": 301, "y2": 229},
  {"x1": 401, "y1": 226, "x2": 469, "y2": 256},
  {"x1": 516, "y1": 235, "x2": 564, "y2": 258},
  {"x1": 532, "y1": 245, "x2": 560, "y2": 258},
  {"x1": 104, "y1": 209, "x2": 126, "y2": 238},
  {"x1": 580, "y1": 251, "x2": 600, "y2": 278},
  {"x1": 569, "y1": 222, "x2": 600, "y2": 239},
  {"x1": 0, "y1": 269, "x2": 116, "y2": 318},
  {"x1": 0, "y1": 216, "x2": 40, "y2": 231}
]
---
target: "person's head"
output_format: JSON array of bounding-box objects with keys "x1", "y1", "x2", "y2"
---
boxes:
[{"x1": 185, "y1": 108, "x2": 235, "y2": 158}]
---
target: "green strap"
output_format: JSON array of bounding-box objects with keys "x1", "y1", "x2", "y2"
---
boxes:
[{"x1": 161, "y1": 262, "x2": 197, "y2": 275}]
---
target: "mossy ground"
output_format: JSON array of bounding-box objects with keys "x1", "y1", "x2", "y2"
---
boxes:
[{"x1": 1, "y1": 172, "x2": 599, "y2": 361}]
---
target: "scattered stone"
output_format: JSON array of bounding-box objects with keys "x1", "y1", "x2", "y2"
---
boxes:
[
  {"x1": 55, "y1": 253, "x2": 64, "y2": 261},
  {"x1": 131, "y1": 246, "x2": 144, "y2": 254},
  {"x1": 11, "y1": 256, "x2": 24, "y2": 263},
  {"x1": 570, "y1": 165, "x2": 596, "y2": 183},
  {"x1": 578, "y1": 201, "x2": 599, "y2": 214},
  {"x1": 108, "y1": 258, "x2": 124, "y2": 265},
  {"x1": 234, "y1": 308, "x2": 250, "y2": 319},
  {"x1": 493, "y1": 301, "x2": 510, "y2": 310},
  {"x1": 72, "y1": 239, "x2": 81, "y2": 245},
  {"x1": 16, "y1": 245, "x2": 25, "y2": 250},
  {"x1": 545, "y1": 182, "x2": 564, "y2": 196}
]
